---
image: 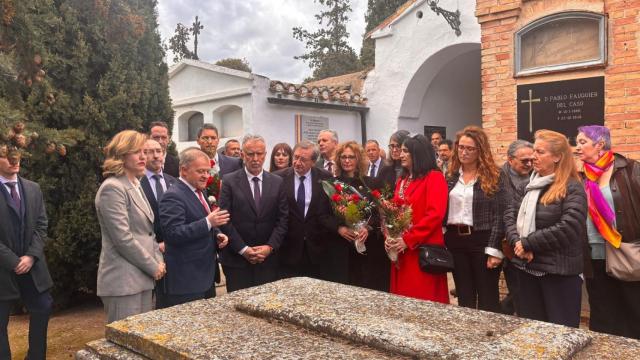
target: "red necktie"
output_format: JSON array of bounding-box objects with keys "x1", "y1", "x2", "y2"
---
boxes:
[{"x1": 196, "y1": 190, "x2": 210, "y2": 214}]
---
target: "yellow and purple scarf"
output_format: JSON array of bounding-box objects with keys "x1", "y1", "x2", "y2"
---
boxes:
[{"x1": 584, "y1": 151, "x2": 622, "y2": 248}]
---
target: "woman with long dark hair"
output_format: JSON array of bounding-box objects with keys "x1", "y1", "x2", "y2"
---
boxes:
[
  {"x1": 269, "y1": 143, "x2": 293, "y2": 172},
  {"x1": 387, "y1": 134, "x2": 449, "y2": 303},
  {"x1": 445, "y1": 126, "x2": 506, "y2": 313}
]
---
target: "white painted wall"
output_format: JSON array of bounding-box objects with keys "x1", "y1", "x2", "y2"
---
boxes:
[
  {"x1": 364, "y1": 0, "x2": 481, "y2": 147},
  {"x1": 406, "y1": 49, "x2": 482, "y2": 138},
  {"x1": 169, "y1": 66, "x2": 362, "y2": 170},
  {"x1": 251, "y1": 76, "x2": 362, "y2": 169}
]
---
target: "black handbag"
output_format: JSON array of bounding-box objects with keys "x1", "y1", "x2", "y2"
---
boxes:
[{"x1": 418, "y1": 245, "x2": 454, "y2": 274}]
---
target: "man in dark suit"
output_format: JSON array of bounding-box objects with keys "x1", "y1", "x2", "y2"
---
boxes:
[
  {"x1": 274, "y1": 140, "x2": 337, "y2": 279},
  {"x1": 149, "y1": 121, "x2": 179, "y2": 178},
  {"x1": 196, "y1": 124, "x2": 241, "y2": 295},
  {"x1": 315, "y1": 129, "x2": 338, "y2": 175},
  {"x1": 0, "y1": 149, "x2": 53, "y2": 360},
  {"x1": 196, "y1": 124, "x2": 242, "y2": 176},
  {"x1": 140, "y1": 139, "x2": 177, "y2": 309},
  {"x1": 219, "y1": 135, "x2": 288, "y2": 292},
  {"x1": 159, "y1": 147, "x2": 230, "y2": 307}
]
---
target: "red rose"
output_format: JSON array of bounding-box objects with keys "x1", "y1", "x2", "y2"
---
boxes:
[
  {"x1": 206, "y1": 175, "x2": 214, "y2": 186},
  {"x1": 334, "y1": 183, "x2": 343, "y2": 193},
  {"x1": 371, "y1": 189, "x2": 381, "y2": 199},
  {"x1": 331, "y1": 194, "x2": 342, "y2": 202},
  {"x1": 350, "y1": 194, "x2": 361, "y2": 203},
  {"x1": 393, "y1": 197, "x2": 405, "y2": 207}
]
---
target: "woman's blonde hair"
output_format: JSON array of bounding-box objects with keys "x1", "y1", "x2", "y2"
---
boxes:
[
  {"x1": 534, "y1": 129, "x2": 580, "y2": 205},
  {"x1": 448, "y1": 125, "x2": 500, "y2": 196},
  {"x1": 335, "y1": 141, "x2": 369, "y2": 178},
  {"x1": 102, "y1": 130, "x2": 147, "y2": 178}
]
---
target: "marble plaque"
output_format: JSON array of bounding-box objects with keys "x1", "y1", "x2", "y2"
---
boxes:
[
  {"x1": 517, "y1": 77, "x2": 604, "y2": 144},
  {"x1": 296, "y1": 114, "x2": 329, "y2": 142}
]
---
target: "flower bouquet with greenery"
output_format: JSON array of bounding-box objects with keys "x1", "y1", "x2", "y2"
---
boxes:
[
  {"x1": 370, "y1": 187, "x2": 413, "y2": 262},
  {"x1": 322, "y1": 180, "x2": 374, "y2": 254}
]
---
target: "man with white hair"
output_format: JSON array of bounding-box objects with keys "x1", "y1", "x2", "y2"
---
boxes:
[
  {"x1": 219, "y1": 135, "x2": 288, "y2": 291},
  {"x1": 315, "y1": 129, "x2": 339, "y2": 175}
]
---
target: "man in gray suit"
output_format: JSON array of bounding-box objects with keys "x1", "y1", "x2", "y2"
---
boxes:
[
  {"x1": 0, "y1": 148, "x2": 53, "y2": 360},
  {"x1": 219, "y1": 135, "x2": 288, "y2": 291}
]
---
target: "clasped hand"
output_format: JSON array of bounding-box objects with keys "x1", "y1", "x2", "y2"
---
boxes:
[
  {"x1": 514, "y1": 240, "x2": 534, "y2": 263},
  {"x1": 242, "y1": 245, "x2": 272, "y2": 264},
  {"x1": 14, "y1": 256, "x2": 34, "y2": 275},
  {"x1": 384, "y1": 235, "x2": 408, "y2": 253},
  {"x1": 154, "y1": 262, "x2": 166, "y2": 280},
  {"x1": 338, "y1": 226, "x2": 368, "y2": 243}
]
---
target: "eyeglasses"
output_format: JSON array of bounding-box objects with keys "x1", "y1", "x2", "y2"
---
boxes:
[
  {"x1": 457, "y1": 145, "x2": 477, "y2": 153},
  {"x1": 340, "y1": 155, "x2": 357, "y2": 161},
  {"x1": 518, "y1": 158, "x2": 534, "y2": 164},
  {"x1": 388, "y1": 144, "x2": 400, "y2": 149},
  {"x1": 199, "y1": 136, "x2": 217, "y2": 142}
]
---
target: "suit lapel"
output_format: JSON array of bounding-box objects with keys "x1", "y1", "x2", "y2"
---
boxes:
[
  {"x1": 0, "y1": 183, "x2": 19, "y2": 216},
  {"x1": 307, "y1": 169, "x2": 324, "y2": 219},
  {"x1": 238, "y1": 171, "x2": 258, "y2": 215},
  {"x1": 286, "y1": 169, "x2": 303, "y2": 220},
  {"x1": 140, "y1": 176, "x2": 158, "y2": 209},
  {"x1": 120, "y1": 177, "x2": 154, "y2": 223}
]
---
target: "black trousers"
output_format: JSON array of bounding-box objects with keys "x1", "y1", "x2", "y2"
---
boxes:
[
  {"x1": 0, "y1": 275, "x2": 53, "y2": 360},
  {"x1": 500, "y1": 259, "x2": 520, "y2": 315},
  {"x1": 516, "y1": 268, "x2": 582, "y2": 328},
  {"x1": 445, "y1": 230, "x2": 500, "y2": 313},
  {"x1": 586, "y1": 259, "x2": 640, "y2": 339},
  {"x1": 223, "y1": 262, "x2": 279, "y2": 293}
]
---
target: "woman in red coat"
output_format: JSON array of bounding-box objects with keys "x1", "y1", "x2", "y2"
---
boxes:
[{"x1": 387, "y1": 134, "x2": 449, "y2": 303}]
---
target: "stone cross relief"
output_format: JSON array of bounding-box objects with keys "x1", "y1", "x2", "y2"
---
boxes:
[{"x1": 521, "y1": 89, "x2": 541, "y2": 132}]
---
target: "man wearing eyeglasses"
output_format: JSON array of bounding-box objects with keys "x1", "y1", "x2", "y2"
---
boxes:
[{"x1": 499, "y1": 139, "x2": 534, "y2": 316}]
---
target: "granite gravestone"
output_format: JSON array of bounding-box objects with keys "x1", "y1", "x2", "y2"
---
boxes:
[
  {"x1": 517, "y1": 76, "x2": 604, "y2": 144},
  {"x1": 77, "y1": 277, "x2": 640, "y2": 359}
]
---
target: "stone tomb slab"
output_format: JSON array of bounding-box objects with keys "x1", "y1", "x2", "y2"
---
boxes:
[
  {"x1": 234, "y1": 278, "x2": 590, "y2": 359},
  {"x1": 81, "y1": 277, "x2": 640, "y2": 359}
]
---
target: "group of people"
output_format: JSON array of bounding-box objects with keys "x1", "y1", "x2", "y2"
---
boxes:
[{"x1": 2, "y1": 122, "x2": 639, "y2": 359}]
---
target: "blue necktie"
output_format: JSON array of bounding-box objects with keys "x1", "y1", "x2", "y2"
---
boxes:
[
  {"x1": 297, "y1": 176, "x2": 306, "y2": 216},
  {"x1": 152, "y1": 174, "x2": 164, "y2": 200},
  {"x1": 252, "y1": 177, "x2": 261, "y2": 210}
]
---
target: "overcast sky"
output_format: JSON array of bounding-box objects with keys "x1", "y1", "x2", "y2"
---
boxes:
[{"x1": 157, "y1": 0, "x2": 367, "y2": 83}]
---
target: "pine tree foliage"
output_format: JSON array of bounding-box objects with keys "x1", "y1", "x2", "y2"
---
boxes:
[
  {"x1": 359, "y1": 0, "x2": 407, "y2": 67},
  {"x1": 293, "y1": 0, "x2": 360, "y2": 81},
  {"x1": 0, "y1": 0, "x2": 173, "y2": 307},
  {"x1": 215, "y1": 58, "x2": 252, "y2": 73}
]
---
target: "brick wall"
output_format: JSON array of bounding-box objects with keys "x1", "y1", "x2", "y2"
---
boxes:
[{"x1": 477, "y1": 0, "x2": 640, "y2": 160}]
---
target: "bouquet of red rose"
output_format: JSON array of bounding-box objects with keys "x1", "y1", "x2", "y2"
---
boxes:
[
  {"x1": 205, "y1": 159, "x2": 222, "y2": 210},
  {"x1": 370, "y1": 187, "x2": 413, "y2": 262},
  {"x1": 322, "y1": 179, "x2": 374, "y2": 254}
]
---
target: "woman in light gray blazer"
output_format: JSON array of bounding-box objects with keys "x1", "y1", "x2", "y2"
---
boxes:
[{"x1": 95, "y1": 130, "x2": 165, "y2": 323}]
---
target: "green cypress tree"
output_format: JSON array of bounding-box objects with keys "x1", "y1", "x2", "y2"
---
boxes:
[
  {"x1": 1, "y1": 0, "x2": 173, "y2": 307},
  {"x1": 359, "y1": 0, "x2": 407, "y2": 68}
]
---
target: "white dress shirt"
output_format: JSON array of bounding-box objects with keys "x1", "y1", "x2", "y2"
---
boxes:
[
  {"x1": 447, "y1": 171, "x2": 475, "y2": 226},
  {"x1": 294, "y1": 169, "x2": 312, "y2": 217},
  {"x1": 245, "y1": 167, "x2": 263, "y2": 195},
  {"x1": 368, "y1": 157, "x2": 382, "y2": 177},
  {"x1": 0, "y1": 175, "x2": 20, "y2": 199},
  {"x1": 179, "y1": 177, "x2": 213, "y2": 230}
]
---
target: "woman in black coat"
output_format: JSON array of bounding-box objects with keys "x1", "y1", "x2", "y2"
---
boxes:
[
  {"x1": 504, "y1": 130, "x2": 587, "y2": 328},
  {"x1": 333, "y1": 141, "x2": 389, "y2": 292}
]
